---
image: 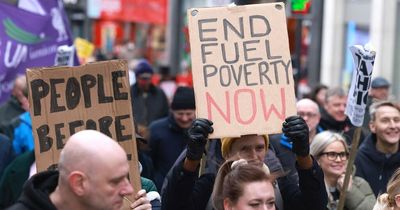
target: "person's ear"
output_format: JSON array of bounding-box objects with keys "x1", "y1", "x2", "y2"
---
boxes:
[
  {"x1": 395, "y1": 194, "x2": 400, "y2": 208},
  {"x1": 316, "y1": 157, "x2": 321, "y2": 165},
  {"x1": 369, "y1": 121, "x2": 376, "y2": 133},
  {"x1": 223, "y1": 198, "x2": 233, "y2": 210},
  {"x1": 68, "y1": 171, "x2": 87, "y2": 196}
]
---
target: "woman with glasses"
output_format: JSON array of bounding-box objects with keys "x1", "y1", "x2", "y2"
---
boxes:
[{"x1": 310, "y1": 130, "x2": 376, "y2": 210}]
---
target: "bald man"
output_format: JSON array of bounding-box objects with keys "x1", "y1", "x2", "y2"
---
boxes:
[
  {"x1": 296, "y1": 99, "x2": 322, "y2": 141},
  {"x1": 6, "y1": 130, "x2": 151, "y2": 210},
  {"x1": 270, "y1": 98, "x2": 323, "y2": 183}
]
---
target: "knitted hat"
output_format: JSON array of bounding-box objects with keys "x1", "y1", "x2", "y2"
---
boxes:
[
  {"x1": 171, "y1": 87, "x2": 195, "y2": 110},
  {"x1": 134, "y1": 59, "x2": 154, "y2": 77},
  {"x1": 221, "y1": 135, "x2": 269, "y2": 159},
  {"x1": 371, "y1": 77, "x2": 390, "y2": 88}
]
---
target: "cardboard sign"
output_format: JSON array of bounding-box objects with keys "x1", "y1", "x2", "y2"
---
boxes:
[
  {"x1": 26, "y1": 60, "x2": 141, "y2": 192},
  {"x1": 188, "y1": 3, "x2": 297, "y2": 138},
  {"x1": 345, "y1": 45, "x2": 375, "y2": 126}
]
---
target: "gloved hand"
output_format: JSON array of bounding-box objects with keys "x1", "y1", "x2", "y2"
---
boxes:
[
  {"x1": 282, "y1": 116, "x2": 309, "y2": 157},
  {"x1": 186, "y1": 118, "x2": 214, "y2": 161}
]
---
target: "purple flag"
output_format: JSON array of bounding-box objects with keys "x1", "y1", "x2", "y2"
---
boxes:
[{"x1": 0, "y1": 0, "x2": 76, "y2": 103}]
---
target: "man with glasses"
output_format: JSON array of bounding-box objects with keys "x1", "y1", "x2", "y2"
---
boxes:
[
  {"x1": 355, "y1": 100, "x2": 400, "y2": 196},
  {"x1": 270, "y1": 98, "x2": 323, "y2": 182}
]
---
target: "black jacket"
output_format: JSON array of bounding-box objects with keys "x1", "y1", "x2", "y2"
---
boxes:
[
  {"x1": 6, "y1": 170, "x2": 58, "y2": 210},
  {"x1": 0, "y1": 96, "x2": 25, "y2": 125},
  {"x1": 277, "y1": 157, "x2": 327, "y2": 210},
  {"x1": 6, "y1": 170, "x2": 162, "y2": 210},
  {"x1": 355, "y1": 134, "x2": 400, "y2": 196},
  {"x1": 130, "y1": 84, "x2": 169, "y2": 127},
  {"x1": 162, "y1": 156, "x2": 327, "y2": 210},
  {"x1": 161, "y1": 160, "x2": 215, "y2": 210},
  {"x1": 149, "y1": 114, "x2": 190, "y2": 191},
  {"x1": 319, "y1": 109, "x2": 365, "y2": 147}
]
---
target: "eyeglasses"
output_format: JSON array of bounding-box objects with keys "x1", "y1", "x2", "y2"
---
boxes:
[
  {"x1": 297, "y1": 112, "x2": 318, "y2": 118},
  {"x1": 320, "y1": 152, "x2": 349, "y2": 161}
]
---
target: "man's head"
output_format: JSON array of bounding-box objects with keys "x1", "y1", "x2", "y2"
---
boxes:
[
  {"x1": 12, "y1": 74, "x2": 29, "y2": 111},
  {"x1": 171, "y1": 87, "x2": 196, "y2": 129},
  {"x1": 57, "y1": 130, "x2": 133, "y2": 210},
  {"x1": 369, "y1": 77, "x2": 390, "y2": 100},
  {"x1": 324, "y1": 87, "x2": 347, "y2": 122},
  {"x1": 221, "y1": 135, "x2": 269, "y2": 162},
  {"x1": 296, "y1": 99, "x2": 320, "y2": 134},
  {"x1": 134, "y1": 59, "x2": 154, "y2": 91},
  {"x1": 369, "y1": 101, "x2": 400, "y2": 150},
  {"x1": 311, "y1": 84, "x2": 328, "y2": 107}
]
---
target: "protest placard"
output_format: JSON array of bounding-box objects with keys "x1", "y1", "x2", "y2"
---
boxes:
[
  {"x1": 188, "y1": 3, "x2": 297, "y2": 138},
  {"x1": 345, "y1": 44, "x2": 375, "y2": 127},
  {"x1": 26, "y1": 60, "x2": 140, "y2": 192},
  {"x1": 338, "y1": 44, "x2": 375, "y2": 210}
]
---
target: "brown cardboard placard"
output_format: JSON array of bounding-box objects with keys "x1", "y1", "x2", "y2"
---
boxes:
[
  {"x1": 187, "y1": 3, "x2": 297, "y2": 138},
  {"x1": 26, "y1": 60, "x2": 141, "y2": 193}
]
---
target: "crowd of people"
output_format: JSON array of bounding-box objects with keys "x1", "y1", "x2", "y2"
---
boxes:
[{"x1": 0, "y1": 55, "x2": 399, "y2": 210}]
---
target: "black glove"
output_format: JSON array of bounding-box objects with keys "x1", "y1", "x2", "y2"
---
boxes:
[
  {"x1": 186, "y1": 118, "x2": 214, "y2": 161},
  {"x1": 282, "y1": 116, "x2": 309, "y2": 157}
]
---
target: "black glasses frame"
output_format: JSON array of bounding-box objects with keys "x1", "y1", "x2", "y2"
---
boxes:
[{"x1": 320, "y1": 152, "x2": 349, "y2": 161}]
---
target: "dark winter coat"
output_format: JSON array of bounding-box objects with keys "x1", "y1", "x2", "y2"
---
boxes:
[
  {"x1": 0, "y1": 96, "x2": 25, "y2": 125},
  {"x1": 6, "y1": 170, "x2": 58, "y2": 210},
  {"x1": 319, "y1": 109, "x2": 365, "y2": 147},
  {"x1": 0, "y1": 134, "x2": 15, "y2": 179},
  {"x1": 355, "y1": 134, "x2": 400, "y2": 196},
  {"x1": 130, "y1": 84, "x2": 169, "y2": 127},
  {"x1": 0, "y1": 151, "x2": 34, "y2": 209},
  {"x1": 148, "y1": 114, "x2": 190, "y2": 191},
  {"x1": 6, "y1": 170, "x2": 161, "y2": 210},
  {"x1": 162, "y1": 155, "x2": 327, "y2": 210}
]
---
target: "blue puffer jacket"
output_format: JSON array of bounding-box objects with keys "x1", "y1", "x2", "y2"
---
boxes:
[{"x1": 12, "y1": 112, "x2": 33, "y2": 155}]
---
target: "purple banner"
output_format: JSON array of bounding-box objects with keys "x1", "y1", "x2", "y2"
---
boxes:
[{"x1": 0, "y1": 0, "x2": 76, "y2": 104}]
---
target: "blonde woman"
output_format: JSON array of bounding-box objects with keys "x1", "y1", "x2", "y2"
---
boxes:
[
  {"x1": 373, "y1": 168, "x2": 400, "y2": 210},
  {"x1": 310, "y1": 130, "x2": 376, "y2": 210}
]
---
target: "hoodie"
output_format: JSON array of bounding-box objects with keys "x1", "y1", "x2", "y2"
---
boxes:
[{"x1": 6, "y1": 170, "x2": 58, "y2": 210}]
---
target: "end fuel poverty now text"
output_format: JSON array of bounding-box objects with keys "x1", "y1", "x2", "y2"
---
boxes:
[{"x1": 196, "y1": 15, "x2": 292, "y2": 124}]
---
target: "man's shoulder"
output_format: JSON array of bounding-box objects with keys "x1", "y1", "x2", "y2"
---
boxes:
[
  {"x1": 149, "y1": 117, "x2": 169, "y2": 129},
  {"x1": 0, "y1": 98, "x2": 24, "y2": 123}
]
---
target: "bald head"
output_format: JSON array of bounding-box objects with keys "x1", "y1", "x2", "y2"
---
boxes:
[
  {"x1": 52, "y1": 130, "x2": 134, "y2": 209},
  {"x1": 296, "y1": 99, "x2": 321, "y2": 136},
  {"x1": 297, "y1": 98, "x2": 319, "y2": 112},
  {"x1": 59, "y1": 130, "x2": 127, "y2": 174}
]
